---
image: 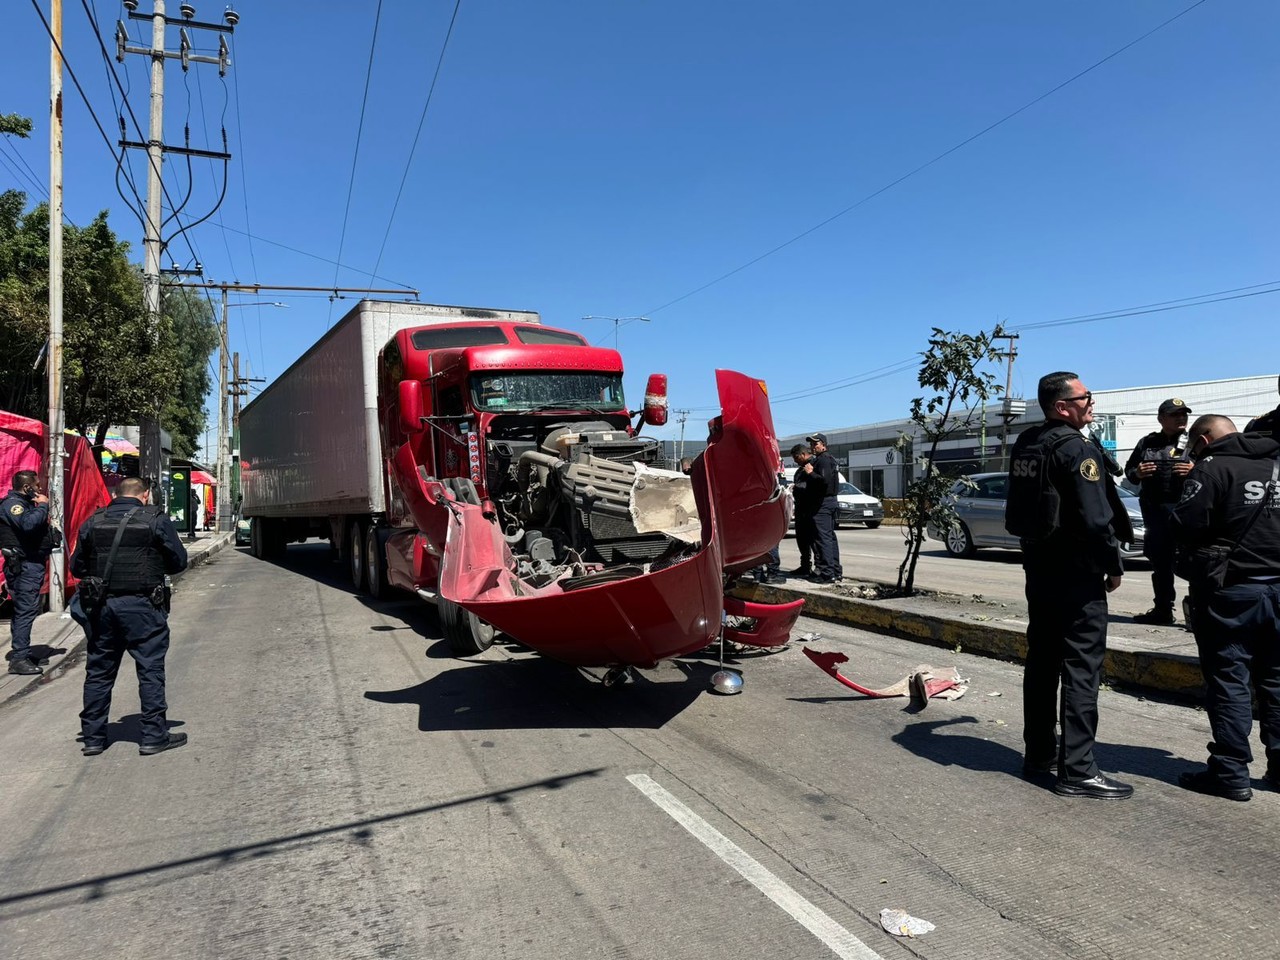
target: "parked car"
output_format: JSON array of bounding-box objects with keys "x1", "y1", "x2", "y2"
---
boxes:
[
  {"x1": 836, "y1": 481, "x2": 884, "y2": 529},
  {"x1": 235, "y1": 517, "x2": 252, "y2": 546},
  {"x1": 925, "y1": 472, "x2": 1145, "y2": 559}
]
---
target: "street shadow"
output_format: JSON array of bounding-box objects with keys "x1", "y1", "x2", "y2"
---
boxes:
[
  {"x1": 893, "y1": 715, "x2": 1198, "y2": 786},
  {"x1": 74, "y1": 715, "x2": 186, "y2": 749},
  {"x1": 0, "y1": 769, "x2": 602, "y2": 920},
  {"x1": 365, "y1": 654, "x2": 712, "y2": 733},
  {"x1": 5, "y1": 644, "x2": 67, "y2": 663}
]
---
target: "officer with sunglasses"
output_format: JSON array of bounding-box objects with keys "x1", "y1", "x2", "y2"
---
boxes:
[{"x1": 1006, "y1": 372, "x2": 1134, "y2": 800}]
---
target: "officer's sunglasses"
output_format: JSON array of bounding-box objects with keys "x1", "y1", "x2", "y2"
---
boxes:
[{"x1": 1061, "y1": 392, "x2": 1093, "y2": 405}]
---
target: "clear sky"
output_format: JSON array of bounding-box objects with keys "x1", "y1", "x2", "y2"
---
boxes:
[{"x1": 4, "y1": 1, "x2": 1277, "y2": 459}]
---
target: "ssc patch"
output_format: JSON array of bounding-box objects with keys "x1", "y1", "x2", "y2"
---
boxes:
[
  {"x1": 1180, "y1": 479, "x2": 1202, "y2": 502},
  {"x1": 1079, "y1": 458, "x2": 1100, "y2": 481},
  {"x1": 8, "y1": 503, "x2": 24, "y2": 516}
]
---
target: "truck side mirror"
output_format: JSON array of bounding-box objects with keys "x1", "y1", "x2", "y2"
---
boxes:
[
  {"x1": 642, "y1": 373, "x2": 668, "y2": 427},
  {"x1": 398, "y1": 379, "x2": 428, "y2": 433}
]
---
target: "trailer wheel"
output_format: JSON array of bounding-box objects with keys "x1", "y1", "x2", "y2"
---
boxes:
[
  {"x1": 439, "y1": 598, "x2": 495, "y2": 656},
  {"x1": 364, "y1": 525, "x2": 388, "y2": 599},
  {"x1": 348, "y1": 519, "x2": 367, "y2": 593}
]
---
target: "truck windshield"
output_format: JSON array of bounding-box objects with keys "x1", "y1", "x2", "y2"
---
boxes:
[{"x1": 470, "y1": 373, "x2": 625, "y2": 413}]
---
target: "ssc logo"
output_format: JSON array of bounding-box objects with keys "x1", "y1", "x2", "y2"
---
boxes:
[
  {"x1": 1180, "y1": 479, "x2": 1202, "y2": 502},
  {"x1": 1079, "y1": 458, "x2": 1100, "y2": 481},
  {"x1": 1011, "y1": 459, "x2": 1038, "y2": 478}
]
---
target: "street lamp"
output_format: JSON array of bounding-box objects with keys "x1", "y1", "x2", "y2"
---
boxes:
[
  {"x1": 581, "y1": 315, "x2": 649, "y2": 350},
  {"x1": 214, "y1": 299, "x2": 288, "y2": 532}
]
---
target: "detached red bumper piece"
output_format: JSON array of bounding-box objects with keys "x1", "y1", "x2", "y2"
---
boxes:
[{"x1": 802, "y1": 647, "x2": 968, "y2": 705}]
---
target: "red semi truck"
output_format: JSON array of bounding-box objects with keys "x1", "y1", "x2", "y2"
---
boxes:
[{"x1": 239, "y1": 300, "x2": 801, "y2": 668}]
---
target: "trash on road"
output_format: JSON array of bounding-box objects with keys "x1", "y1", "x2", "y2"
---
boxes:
[
  {"x1": 879, "y1": 908, "x2": 935, "y2": 937},
  {"x1": 802, "y1": 647, "x2": 968, "y2": 705}
]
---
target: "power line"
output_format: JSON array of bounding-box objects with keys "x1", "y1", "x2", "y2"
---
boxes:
[
  {"x1": 640, "y1": 0, "x2": 1211, "y2": 317},
  {"x1": 228, "y1": 34, "x2": 265, "y2": 374},
  {"x1": 210, "y1": 221, "x2": 416, "y2": 290},
  {"x1": 368, "y1": 0, "x2": 463, "y2": 285},
  {"x1": 331, "y1": 0, "x2": 385, "y2": 326},
  {"x1": 1011, "y1": 282, "x2": 1280, "y2": 332}
]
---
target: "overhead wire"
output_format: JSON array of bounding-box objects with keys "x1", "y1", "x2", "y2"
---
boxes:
[
  {"x1": 330, "y1": 0, "x2": 385, "y2": 327},
  {"x1": 228, "y1": 34, "x2": 266, "y2": 368},
  {"x1": 636, "y1": 0, "x2": 1211, "y2": 320},
  {"x1": 368, "y1": 0, "x2": 462, "y2": 286}
]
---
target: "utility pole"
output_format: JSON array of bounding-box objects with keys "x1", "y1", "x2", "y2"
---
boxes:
[
  {"x1": 46, "y1": 0, "x2": 66, "y2": 613},
  {"x1": 994, "y1": 330, "x2": 1021, "y2": 469},
  {"x1": 175, "y1": 282, "x2": 419, "y2": 532},
  {"x1": 117, "y1": 1, "x2": 236, "y2": 486},
  {"x1": 581, "y1": 315, "x2": 650, "y2": 350},
  {"x1": 672, "y1": 408, "x2": 691, "y2": 460},
  {"x1": 229, "y1": 351, "x2": 263, "y2": 514}
]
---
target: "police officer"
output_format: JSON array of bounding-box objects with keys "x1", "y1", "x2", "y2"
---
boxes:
[
  {"x1": 1005, "y1": 372, "x2": 1134, "y2": 799},
  {"x1": 805, "y1": 433, "x2": 843, "y2": 584},
  {"x1": 1, "y1": 470, "x2": 57, "y2": 675},
  {"x1": 788, "y1": 444, "x2": 822, "y2": 577},
  {"x1": 1170, "y1": 414, "x2": 1280, "y2": 801},
  {"x1": 71, "y1": 476, "x2": 189, "y2": 757},
  {"x1": 1124, "y1": 397, "x2": 1194, "y2": 625}
]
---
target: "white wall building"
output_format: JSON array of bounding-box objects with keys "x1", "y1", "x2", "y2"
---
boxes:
[{"x1": 781, "y1": 373, "x2": 1278, "y2": 499}]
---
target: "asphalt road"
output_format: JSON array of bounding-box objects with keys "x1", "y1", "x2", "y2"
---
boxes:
[
  {"x1": 778, "y1": 524, "x2": 1178, "y2": 619},
  {"x1": 1, "y1": 542, "x2": 1273, "y2": 960}
]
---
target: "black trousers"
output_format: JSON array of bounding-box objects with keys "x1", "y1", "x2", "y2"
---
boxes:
[
  {"x1": 1142, "y1": 506, "x2": 1176, "y2": 608},
  {"x1": 795, "y1": 511, "x2": 817, "y2": 570},
  {"x1": 1023, "y1": 566, "x2": 1109, "y2": 780},
  {"x1": 80, "y1": 595, "x2": 172, "y2": 747},
  {"x1": 1192, "y1": 581, "x2": 1280, "y2": 788},
  {"x1": 813, "y1": 497, "x2": 842, "y2": 579},
  {"x1": 4, "y1": 560, "x2": 44, "y2": 660}
]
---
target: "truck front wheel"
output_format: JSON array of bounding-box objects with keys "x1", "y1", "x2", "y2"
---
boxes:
[
  {"x1": 364, "y1": 525, "x2": 388, "y2": 599},
  {"x1": 439, "y1": 598, "x2": 495, "y2": 656}
]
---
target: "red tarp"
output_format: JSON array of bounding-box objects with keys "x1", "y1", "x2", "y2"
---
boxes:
[{"x1": 0, "y1": 411, "x2": 112, "y2": 598}]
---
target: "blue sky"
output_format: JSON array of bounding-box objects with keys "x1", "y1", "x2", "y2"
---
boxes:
[{"x1": 4, "y1": 1, "x2": 1277, "y2": 458}]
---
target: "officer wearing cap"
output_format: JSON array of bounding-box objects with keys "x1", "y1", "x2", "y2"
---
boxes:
[
  {"x1": 1170, "y1": 414, "x2": 1280, "y2": 801},
  {"x1": 1005, "y1": 372, "x2": 1134, "y2": 799},
  {"x1": 804, "y1": 433, "x2": 842, "y2": 583},
  {"x1": 71, "y1": 476, "x2": 188, "y2": 757},
  {"x1": 1, "y1": 470, "x2": 57, "y2": 675},
  {"x1": 1124, "y1": 397, "x2": 1194, "y2": 625}
]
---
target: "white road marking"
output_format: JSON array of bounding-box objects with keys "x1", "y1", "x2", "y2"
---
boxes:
[{"x1": 627, "y1": 774, "x2": 886, "y2": 960}]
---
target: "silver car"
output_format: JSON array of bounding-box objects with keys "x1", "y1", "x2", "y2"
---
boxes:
[{"x1": 926, "y1": 472, "x2": 1145, "y2": 560}]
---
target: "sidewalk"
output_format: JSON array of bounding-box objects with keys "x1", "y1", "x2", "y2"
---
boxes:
[
  {"x1": 730, "y1": 572, "x2": 1204, "y2": 699},
  {"x1": 0, "y1": 529, "x2": 234, "y2": 706}
]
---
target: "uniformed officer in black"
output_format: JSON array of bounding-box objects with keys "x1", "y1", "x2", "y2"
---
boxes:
[
  {"x1": 1170, "y1": 414, "x2": 1280, "y2": 801},
  {"x1": 1005, "y1": 372, "x2": 1134, "y2": 799},
  {"x1": 1, "y1": 470, "x2": 55, "y2": 675},
  {"x1": 805, "y1": 433, "x2": 843, "y2": 583},
  {"x1": 71, "y1": 476, "x2": 189, "y2": 756},
  {"x1": 1124, "y1": 397, "x2": 1194, "y2": 625},
  {"x1": 788, "y1": 443, "x2": 822, "y2": 577}
]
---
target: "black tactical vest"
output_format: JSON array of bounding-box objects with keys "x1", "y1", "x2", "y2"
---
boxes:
[
  {"x1": 1005, "y1": 424, "x2": 1080, "y2": 541},
  {"x1": 89, "y1": 506, "x2": 167, "y2": 592}
]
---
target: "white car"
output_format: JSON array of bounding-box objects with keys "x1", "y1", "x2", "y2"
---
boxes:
[{"x1": 782, "y1": 469, "x2": 885, "y2": 529}]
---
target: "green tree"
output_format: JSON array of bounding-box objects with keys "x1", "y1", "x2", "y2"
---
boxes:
[
  {"x1": 0, "y1": 192, "x2": 215, "y2": 459},
  {"x1": 0, "y1": 113, "x2": 33, "y2": 138},
  {"x1": 896, "y1": 327, "x2": 1003, "y2": 596}
]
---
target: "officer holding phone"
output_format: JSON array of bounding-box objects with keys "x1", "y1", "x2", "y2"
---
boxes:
[{"x1": 1, "y1": 470, "x2": 55, "y2": 675}]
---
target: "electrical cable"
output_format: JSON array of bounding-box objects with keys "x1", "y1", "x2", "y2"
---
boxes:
[
  {"x1": 638, "y1": 0, "x2": 1211, "y2": 318},
  {"x1": 368, "y1": 0, "x2": 462, "y2": 286},
  {"x1": 330, "y1": 0, "x2": 385, "y2": 328},
  {"x1": 228, "y1": 37, "x2": 265, "y2": 369}
]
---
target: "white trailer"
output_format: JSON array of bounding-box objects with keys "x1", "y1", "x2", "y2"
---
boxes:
[{"x1": 239, "y1": 299, "x2": 540, "y2": 558}]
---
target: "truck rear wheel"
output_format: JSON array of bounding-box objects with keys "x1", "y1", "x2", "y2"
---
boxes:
[
  {"x1": 439, "y1": 598, "x2": 495, "y2": 656},
  {"x1": 364, "y1": 525, "x2": 388, "y2": 599},
  {"x1": 348, "y1": 519, "x2": 367, "y2": 592}
]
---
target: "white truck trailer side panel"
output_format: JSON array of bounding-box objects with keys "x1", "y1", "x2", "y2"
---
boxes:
[{"x1": 241, "y1": 300, "x2": 540, "y2": 519}]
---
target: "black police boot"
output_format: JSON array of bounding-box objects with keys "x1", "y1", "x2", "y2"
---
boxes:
[
  {"x1": 139, "y1": 732, "x2": 188, "y2": 756},
  {"x1": 1178, "y1": 770, "x2": 1251, "y2": 802},
  {"x1": 1053, "y1": 773, "x2": 1134, "y2": 800},
  {"x1": 8, "y1": 657, "x2": 42, "y2": 676},
  {"x1": 1133, "y1": 606, "x2": 1176, "y2": 625},
  {"x1": 786, "y1": 567, "x2": 812, "y2": 577},
  {"x1": 81, "y1": 741, "x2": 107, "y2": 757}
]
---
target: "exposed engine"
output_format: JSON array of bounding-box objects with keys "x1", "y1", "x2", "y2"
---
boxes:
[{"x1": 484, "y1": 420, "x2": 700, "y2": 586}]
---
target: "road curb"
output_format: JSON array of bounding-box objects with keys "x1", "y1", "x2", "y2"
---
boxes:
[
  {"x1": 731, "y1": 582, "x2": 1206, "y2": 700},
  {"x1": 1, "y1": 532, "x2": 234, "y2": 708}
]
